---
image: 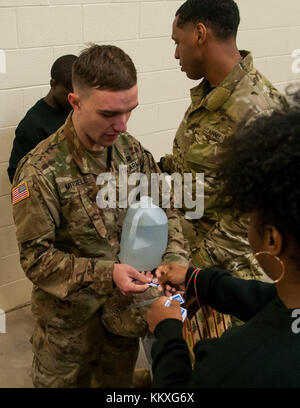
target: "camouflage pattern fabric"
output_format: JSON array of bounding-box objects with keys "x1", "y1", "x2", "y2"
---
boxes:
[
  {"x1": 161, "y1": 51, "x2": 289, "y2": 352},
  {"x1": 101, "y1": 286, "x2": 162, "y2": 338},
  {"x1": 31, "y1": 313, "x2": 139, "y2": 388},
  {"x1": 12, "y1": 114, "x2": 189, "y2": 388}
]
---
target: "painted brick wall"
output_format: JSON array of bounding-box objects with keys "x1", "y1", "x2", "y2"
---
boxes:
[{"x1": 0, "y1": 0, "x2": 299, "y2": 311}]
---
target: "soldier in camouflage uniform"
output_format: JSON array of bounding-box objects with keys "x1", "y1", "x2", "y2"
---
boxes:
[
  {"x1": 12, "y1": 45, "x2": 189, "y2": 388},
  {"x1": 159, "y1": 0, "x2": 289, "y2": 347}
]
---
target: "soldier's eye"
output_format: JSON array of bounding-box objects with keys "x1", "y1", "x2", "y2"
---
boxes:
[{"x1": 100, "y1": 112, "x2": 114, "y2": 118}]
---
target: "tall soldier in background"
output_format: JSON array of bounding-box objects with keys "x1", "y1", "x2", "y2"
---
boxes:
[
  {"x1": 8, "y1": 54, "x2": 77, "y2": 183},
  {"x1": 11, "y1": 45, "x2": 188, "y2": 388},
  {"x1": 158, "y1": 0, "x2": 289, "y2": 343}
]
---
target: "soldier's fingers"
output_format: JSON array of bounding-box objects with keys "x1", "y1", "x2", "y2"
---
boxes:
[
  {"x1": 130, "y1": 283, "x2": 149, "y2": 293},
  {"x1": 129, "y1": 268, "x2": 152, "y2": 284},
  {"x1": 152, "y1": 276, "x2": 159, "y2": 284}
]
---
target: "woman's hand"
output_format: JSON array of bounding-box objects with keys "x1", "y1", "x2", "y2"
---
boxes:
[
  {"x1": 154, "y1": 263, "x2": 188, "y2": 295},
  {"x1": 147, "y1": 297, "x2": 182, "y2": 333}
]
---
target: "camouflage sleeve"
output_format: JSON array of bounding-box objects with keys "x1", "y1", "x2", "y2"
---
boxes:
[
  {"x1": 244, "y1": 107, "x2": 284, "y2": 127},
  {"x1": 185, "y1": 141, "x2": 223, "y2": 221},
  {"x1": 12, "y1": 163, "x2": 115, "y2": 300},
  {"x1": 161, "y1": 206, "x2": 191, "y2": 267},
  {"x1": 194, "y1": 213, "x2": 264, "y2": 280},
  {"x1": 185, "y1": 140, "x2": 263, "y2": 280},
  {"x1": 139, "y1": 146, "x2": 190, "y2": 267}
]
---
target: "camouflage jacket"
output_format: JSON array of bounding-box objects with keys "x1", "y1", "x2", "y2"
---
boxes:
[
  {"x1": 12, "y1": 114, "x2": 188, "y2": 329},
  {"x1": 161, "y1": 51, "x2": 289, "y2": 278}
]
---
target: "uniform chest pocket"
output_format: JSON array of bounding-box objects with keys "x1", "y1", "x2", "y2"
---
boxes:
[
  {"x1": 78, "y1": 189, "x2": 107, "y2": 239},
  {"x1": 59, "y1": 188, "x2": 108, "y2": 255}
]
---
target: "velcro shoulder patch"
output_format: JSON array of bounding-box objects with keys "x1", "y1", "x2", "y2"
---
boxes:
[{"x1": 12, "y1": 182, "x2": 30, "y2": 205}]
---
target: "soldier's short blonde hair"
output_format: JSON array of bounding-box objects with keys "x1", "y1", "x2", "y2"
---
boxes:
[{"x1": 72, "y1": 44, "x2": 137, "y2": 93}]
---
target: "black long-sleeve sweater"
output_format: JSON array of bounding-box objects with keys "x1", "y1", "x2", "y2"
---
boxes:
[
  {"x1": 7, "y1": 98, "x2": 68, "y2": 183},
  {"x1": 151, "y1": 267, "x2": 300, "y2": 388}
]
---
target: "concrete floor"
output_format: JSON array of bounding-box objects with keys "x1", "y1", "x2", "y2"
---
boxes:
[{"x1": 0, "y1": 304, "x2": 149, "y2": 388}]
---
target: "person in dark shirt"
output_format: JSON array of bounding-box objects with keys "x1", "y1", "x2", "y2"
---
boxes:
[
  {"x1": 7, "y1": 54, "x2": 77, "y2": 183},
  {"x1": 147, "y1": 108, "x2": 300, "y2": 388}
]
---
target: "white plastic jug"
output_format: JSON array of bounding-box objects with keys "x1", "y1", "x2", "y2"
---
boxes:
[{"x1": 118, "y1": 196, "x2": 168, "y2": 271}]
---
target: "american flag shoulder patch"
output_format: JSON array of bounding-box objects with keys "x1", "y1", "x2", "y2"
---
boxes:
[{"x1": 12, "y1": 182, "x2": 30, "y2": 205}]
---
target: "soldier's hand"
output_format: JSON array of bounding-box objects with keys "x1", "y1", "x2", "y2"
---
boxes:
[
  {"x1": 113, "y1": 264, "x2": 152, "y2": 296},
  {"x1": 155, "y1": 263, "x2": 188, "y2": 295},
  {"x1": 147, "y1": 297, "x2": 182, "y2": 333}
]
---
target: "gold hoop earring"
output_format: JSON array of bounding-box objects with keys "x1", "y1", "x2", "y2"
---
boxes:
[{"x1": 254, "y1": 251, "x2": 285, "y2": 284}]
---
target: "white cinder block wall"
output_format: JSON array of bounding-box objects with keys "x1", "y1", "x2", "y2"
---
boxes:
[{"x1": 0, "y1": 0, "x2": 299, "y2": 311}]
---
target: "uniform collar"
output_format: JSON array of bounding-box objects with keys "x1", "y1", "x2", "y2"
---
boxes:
[
  {"x1": 63, "y1": 113, "x2": 127, "y2": 175},
  {"x1": 190, "y1": 50, "x2": 253, "y2": 113}
]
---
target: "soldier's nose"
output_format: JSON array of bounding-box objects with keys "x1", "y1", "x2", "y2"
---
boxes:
[{"x1": 113, "y1": 114, "x2": 128, "y2": 133}]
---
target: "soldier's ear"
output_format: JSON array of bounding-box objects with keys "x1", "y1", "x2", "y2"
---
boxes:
[
  {"x1": 195, "y1": 23, "x2": 206, "y2": 45},
  {"x1": 68, "y1": 92, "x2": 80, "y2": 111},
  {"x1": 50, "y1": 78, "x2": 56, "y2": 90}
]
